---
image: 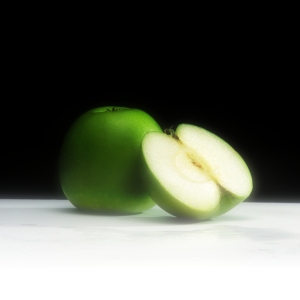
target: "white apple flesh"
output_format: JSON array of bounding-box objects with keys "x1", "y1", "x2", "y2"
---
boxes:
[{"x1": 141, "y1": 124, "x2": 253, "y2": 219}]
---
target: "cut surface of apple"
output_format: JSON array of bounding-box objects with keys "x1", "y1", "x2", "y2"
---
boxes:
[{"x1": 141, "y1": 124, "x2": 253, "y2": 219}]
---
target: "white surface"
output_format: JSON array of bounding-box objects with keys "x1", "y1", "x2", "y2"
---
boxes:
[{"x1": 1, "y1": 199, "x2": 300, "y2": 299}]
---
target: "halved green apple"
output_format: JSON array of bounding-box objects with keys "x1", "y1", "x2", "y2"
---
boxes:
[{"x1": 141, "y1": 124, "x2": 253, "y2": 219}]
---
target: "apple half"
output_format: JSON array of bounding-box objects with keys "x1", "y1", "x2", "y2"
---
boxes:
[{"x1": 141, "y1": 124, "x2": 253, "y2": 219}]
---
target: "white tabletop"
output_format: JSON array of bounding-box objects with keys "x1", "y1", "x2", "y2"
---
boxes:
[{"x1": 1, "y1": 199, "x2": 299, "y2": 299}]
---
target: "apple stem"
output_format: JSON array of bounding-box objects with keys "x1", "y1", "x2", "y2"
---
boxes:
[
  {"x1": 164, "y1": 127, "x2": 180, "y2": 140},
  {"x1": 105, "y1": 108, "x2": 121, "y2": 112}
]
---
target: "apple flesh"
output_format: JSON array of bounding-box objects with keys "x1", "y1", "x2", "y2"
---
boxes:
[
  {"x1": 141, "y1": 124, "x2": 253, "y2": 219},
  {"x1": 59, "y1": 106, "x2": 162, "y2": 214}
]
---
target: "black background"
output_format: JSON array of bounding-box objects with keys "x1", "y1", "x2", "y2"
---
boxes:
[{"x1": 1, "y1": 19, "x2": 299, "y2": 202}]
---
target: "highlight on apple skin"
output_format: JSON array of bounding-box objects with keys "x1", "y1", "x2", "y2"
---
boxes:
[
  {"x1": 141, "y1": 124, "x2": 253, "y2": 220},
  {"x1": 59, "y1": 106, "x2": 162, "y2": 214}
]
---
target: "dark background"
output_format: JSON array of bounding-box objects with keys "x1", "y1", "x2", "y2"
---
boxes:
[
  {"x1": 1, "y1": 16, "x2": 298, "y2": 202},
  {"x1": 1, "y1": 84, "x2": 298, "y2": 202}
]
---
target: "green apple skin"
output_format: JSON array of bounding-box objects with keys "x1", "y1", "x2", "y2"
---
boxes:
[{"x1": 59, "y1": 106, "x2": 162, "y2": 214}]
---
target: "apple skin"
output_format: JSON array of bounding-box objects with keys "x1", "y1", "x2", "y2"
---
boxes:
[{"x1": 59, "y1": 106, "x2": 162, "y2": 213}]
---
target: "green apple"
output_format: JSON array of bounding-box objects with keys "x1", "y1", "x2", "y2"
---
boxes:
[
  {"x1": 141, "y1": 124, "x2": 253, "y2": 219},
  {"x1": 59, "y1": 106, "x2": 162, "y2": 213}
]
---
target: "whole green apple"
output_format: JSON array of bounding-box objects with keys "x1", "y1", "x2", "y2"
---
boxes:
[{"x1": 59, "y1": 106, "x2": 162, "y2": 213}]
